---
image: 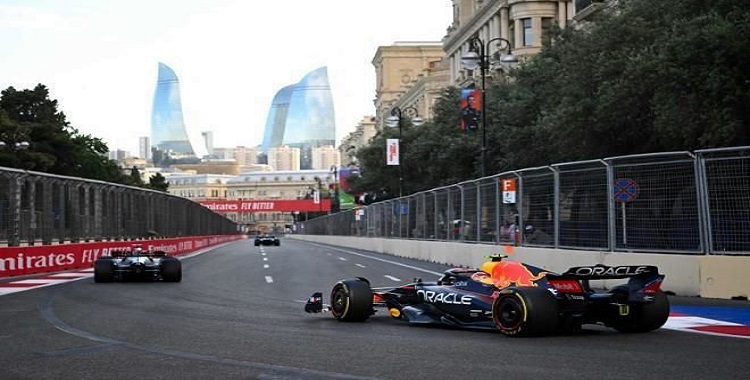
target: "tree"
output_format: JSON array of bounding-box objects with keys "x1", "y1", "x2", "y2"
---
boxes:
[
  {"x1": 0, "y1": 84, "x2": 127, "y2": 183},
  {"x1": 352, "y1": 0, "x2": 750, "y2": 195},
  {"x1": 148, "y1": 172, "x2": 169, "y2": 192}
]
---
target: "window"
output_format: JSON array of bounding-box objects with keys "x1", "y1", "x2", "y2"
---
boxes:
[
  {"x1": 542, "y1": 18, "x2": 553, "y2": 47},
  {"x1": 522, "y1": 18, "x2": 533, "y2": 46}
]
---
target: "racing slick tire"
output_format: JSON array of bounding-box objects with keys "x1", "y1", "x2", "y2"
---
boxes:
[
  {"x1": 160, "y1": 257, "x2": 182, "y2": 282},
  {"x1": 492, "y1": 287, "x2": 559, "y2": 337},
  {"x1": 274, "y1": 240, "x2": 280, "y2": 246},
  {"x1": 608, "y1": 286, "x2": 670, "y2": 333},
  {"x1": 94, "y1": 258, "x2": 115, "y2": 283},
  {"x1": 254, "y1": 241, "x2": 260, "y2": 246},
  {"x1": 330, "y1": 278, "x2": 373, "y2": 322}
]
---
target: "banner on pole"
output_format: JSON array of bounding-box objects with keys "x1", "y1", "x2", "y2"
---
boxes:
[{"x1": 386, "y1": 139, "x2": 400, "y2": 165}]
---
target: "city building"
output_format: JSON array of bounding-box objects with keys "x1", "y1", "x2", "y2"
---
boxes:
[
  {"x1": 261, "y1": 66, "x2": 336, "y2": 169},
  {"x1": 261, "y1": 84, "x2": 294, "y2": 155},
  {"x1": 138, "y1": 136, "x2": 151, "y2": 161},
  {"x1": 310, "y1": 145, "x2": 340, "y2": 170},
  {"x1": 268, "y1": 145, "x2": 301, "y2": 171},
  {"x1": 150, "y1": 62, "x2": 195, "y2": 157},
  {"x1": 167, "y1": 169, "x2": 338, "y2": 233},
  {"x1": 444, "y1": 0, "x2": 579, "y2": 85},
  {"x1": 339, "y1": 116, "x2": 377, "y2": 166},
  {"x1": 372, "y1": 42, "x2": 446, "y2": 128},
  {"x1": 201, "y1": 131, "x2": 214, "y2": 158}
]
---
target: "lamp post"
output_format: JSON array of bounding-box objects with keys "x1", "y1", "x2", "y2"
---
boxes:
[
  {"x1": 385, "y1": 106, "x2": 424, "y2": 197},
  {"x1": 330, "y1": 165, "x2": 340, "y2": 213},
  {"x1": 461, "y1": 36, "x2": 518, "y2": 178}
]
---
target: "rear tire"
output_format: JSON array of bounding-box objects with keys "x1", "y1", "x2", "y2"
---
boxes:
[
  {"x1": 94, "y1": 258, "x2": 114, "y2": 283},
  {"x1": 609, "y1": 288, "x2": 670, "y2": 333},
  {"x1": 160, "y1": 257, "x2": 182, "y2": 282},
  {"x1": 330, "y1": 278, "x2": 373, "y2": 322},
  {"x1": 492, "y1": 287, "x2": 559, "y2": 337}
]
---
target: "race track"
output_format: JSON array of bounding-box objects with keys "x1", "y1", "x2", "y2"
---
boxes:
[{"x1": 1, "y1": 239, "x2": 748, "y2": 380}]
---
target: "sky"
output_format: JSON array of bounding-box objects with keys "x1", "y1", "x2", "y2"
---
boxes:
[{"x1": 0, "y1": 0, "x2": 453, "y2": 157}]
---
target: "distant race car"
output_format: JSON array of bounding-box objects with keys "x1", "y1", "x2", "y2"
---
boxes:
[
  {"x1": 94, "y1": 245, "x2": 182, "y2": 283},
  {"x1": 305, "y1": 254, "x2": 670, "y2": 337},
  {"x1": 255, "y1": 234, "x2": 280, "y2": 246}
]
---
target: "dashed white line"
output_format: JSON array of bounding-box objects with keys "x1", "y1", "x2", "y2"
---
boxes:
[
  {"x1": 384, "y1": 275, "x2": 401, "y2": 282},
  {"x1": 355, "y1": 264, "x2": 366, "y2": 268},
  {"x1": 263, "y1": 264, "x2": 269, "y2": 269},
  {"x1": 265, "y1": 276, "x2": 274, "y2": 283},
  {"x1": 338, "y1": 257, "x2": 347, "y2": 261},
  {"x1": 263, "y1": 257, "x2": 268, "y2": 261}
]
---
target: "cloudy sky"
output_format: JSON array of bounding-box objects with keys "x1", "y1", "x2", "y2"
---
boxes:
[{"x1": 0, "y1": 0, "x2": 453, "y2": 156}]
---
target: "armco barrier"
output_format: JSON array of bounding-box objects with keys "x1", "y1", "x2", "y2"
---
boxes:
[
  {"x1": 0, "y1": 235, "x2": 243, "y2": 278},
  {"x1": 287, "y1": 235, "x2": 750, "y2": 300}
]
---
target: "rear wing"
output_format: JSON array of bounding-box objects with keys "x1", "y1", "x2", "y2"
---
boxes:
[{"x1": 561, "y1": 264, "x2": 660, "y2": 280}]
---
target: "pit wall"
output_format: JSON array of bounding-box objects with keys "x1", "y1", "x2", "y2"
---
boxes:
[
  {"x1": 288, "y1": 235, "x2": 750, "y2": 300},
  {"x1": 0, "y1": 235, "x2": 244, "y2": 278}
]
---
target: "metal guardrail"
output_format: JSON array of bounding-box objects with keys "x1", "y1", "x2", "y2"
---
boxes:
[
  {"x1": 299, "y1": 147, "x2": 750, "y2": 255},
  {"x1": 0, "y1": 167, "x2": 241, "y2": 246}
]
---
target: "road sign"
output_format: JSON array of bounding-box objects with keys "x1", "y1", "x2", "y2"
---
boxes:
[
  {"x1": 614, "y1": 178, "x2": 639, "y2": 203},
  {"x1": 501, "y1": 178, "x2": 517, "y2": 204}
]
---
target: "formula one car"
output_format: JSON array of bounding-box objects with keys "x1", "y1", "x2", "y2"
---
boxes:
[
  {"x1": 305, "y1": 254, "x2": 670, "y2": 337},
  {"x1": 255, "y1": 234, "x2": 280, "y2": 246},
  {"x1": 94, "y1": 245, "x2": 182, "y2": 283}
]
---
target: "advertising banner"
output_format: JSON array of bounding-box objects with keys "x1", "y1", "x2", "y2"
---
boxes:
[
  {"x1": 199, "y1": 199, "x2": 331, "y2": 213},
  {"x1": 0, "y1": 235, "x2": 242, "y2": 278}
]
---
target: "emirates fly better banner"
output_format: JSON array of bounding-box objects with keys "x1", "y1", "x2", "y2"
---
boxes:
[{"x1": 199, "y1": 199, "x2": 332, "y2": 213}]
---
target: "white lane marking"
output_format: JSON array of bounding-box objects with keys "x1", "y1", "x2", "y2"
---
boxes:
[
  {"x1": 263, "y1": 264, "x2": 269, "y2": 269},
  {"x1": 355, "y1": 264, "x2": 366, "y2": 268},
  {"x1": 265, "y1": 276, "x2": 274, "y2": 283},
  {"x1": 263, "y1": 257, "x2": 268, "y2": 261},
  {"x1": 384, "y1": 275, "x2": 401, "y2": 282},
  {"x1": 306, "y1": 242, "x2": 443, "y2": 276},
  {"x1": 338, "y1": 257, "x2": 347, "y2": 261},
  {"x1": 261, "y1": 252, "x2": 266, "y2": 256}
]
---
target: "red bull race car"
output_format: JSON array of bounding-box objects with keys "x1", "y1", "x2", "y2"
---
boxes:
[{"x1": 305, "y1": 254, "x2": 670, "y2": 337}]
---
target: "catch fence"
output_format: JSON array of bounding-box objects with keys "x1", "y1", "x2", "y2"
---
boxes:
[
  {"x1": 300, "y1": 147, "x2": 750, "y2": 255},
  {"x1": 0, "y1": 167, "x2": 241, "y2": 246}
]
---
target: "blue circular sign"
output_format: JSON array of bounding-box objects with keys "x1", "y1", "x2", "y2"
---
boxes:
[{"x1": 614, "y1": 178, "x2": 639, "y2": 203}]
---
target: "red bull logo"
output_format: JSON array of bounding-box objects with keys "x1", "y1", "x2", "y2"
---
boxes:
[{"x1": 481, "y1": 261, "x2": 546, "y2": 288}]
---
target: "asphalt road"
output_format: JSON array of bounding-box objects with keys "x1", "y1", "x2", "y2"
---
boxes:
[{"x1": 1, "y1": 239, "x2": 749, "y2": 380}]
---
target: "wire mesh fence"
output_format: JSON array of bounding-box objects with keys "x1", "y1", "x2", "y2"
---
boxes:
[
  {"x1": 298, "y1": 147, "x2": 750, "y2": 255},
  {"x1": 0, "y1": 167, "x2": 241, "y2": 246}
]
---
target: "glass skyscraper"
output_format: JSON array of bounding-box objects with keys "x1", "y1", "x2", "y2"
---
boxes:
[
  {"x1": 150, "y1": 62, "x2": 195, "y2": 156},
  {"x1": 261, "y1": 66, "x2": 335, "y2": 169},
  {"x1": 261, "y1": 84, "x2": 294, "y2": 154}
]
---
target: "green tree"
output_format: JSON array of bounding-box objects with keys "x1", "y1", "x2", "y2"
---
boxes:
[
  {"x1": 148, "y1": 172, "x2": 169, "y2": 192},
  {"x1": 0, "y1": 84, "x2": 127, "y2": 182}
]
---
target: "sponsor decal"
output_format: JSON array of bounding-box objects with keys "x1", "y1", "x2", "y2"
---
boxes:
[
  {"x1": 417, "y1": 289, "x2": 473, "y2": 305},
  {"x1": 572, "y1": 265, "x2": 651, "y2": 277}
]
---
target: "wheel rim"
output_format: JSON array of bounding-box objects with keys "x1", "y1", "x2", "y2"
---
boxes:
[
  {"x1": 331, "y1": 287, "x2": 348, "y2": 317},
  {"x1": 496, "y1": 297, "x2": 524, "y2": 330}
]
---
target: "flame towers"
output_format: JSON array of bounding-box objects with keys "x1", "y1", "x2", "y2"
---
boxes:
[
  {"x1": 261, "y1": 66, "x2": 335, "y2": 169},
  {"x1": 150, "y1": 62, "x2": 195, "y2": 157}
]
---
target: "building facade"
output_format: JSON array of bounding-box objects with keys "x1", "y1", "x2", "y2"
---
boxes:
[
  {"x1": 150, "y1": 62, "x2": 195, "y2": 157},
  {"x1": 167, "y1": 170, "x2": 338, "y2": 233},
  {"x1": 371, "y1": 42, "x2": 446, "y2": 129}
]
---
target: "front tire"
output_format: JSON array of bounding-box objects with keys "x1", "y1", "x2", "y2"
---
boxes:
[
  {"x1": 330, "y1": 278, "x2": 373, "y2": 322},
  {"x1": 492, "y1": 287, "x2": 559, "y2": 337}
]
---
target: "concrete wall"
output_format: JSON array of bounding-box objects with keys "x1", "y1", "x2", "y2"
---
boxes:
[{"x1": 288, "y1": 235, "x2": 750, "y2": 300}]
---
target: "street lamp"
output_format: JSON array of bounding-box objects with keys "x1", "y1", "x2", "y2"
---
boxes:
[
  {"x1": 385, "y1": 106, "x2": 424, "y2": 197},
  {"x1": 330, "y1": 165, "x2": 340, "y2": 213},
  {"x1": 460, "y1": 36, "x2": 518, "y2": 178}
]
